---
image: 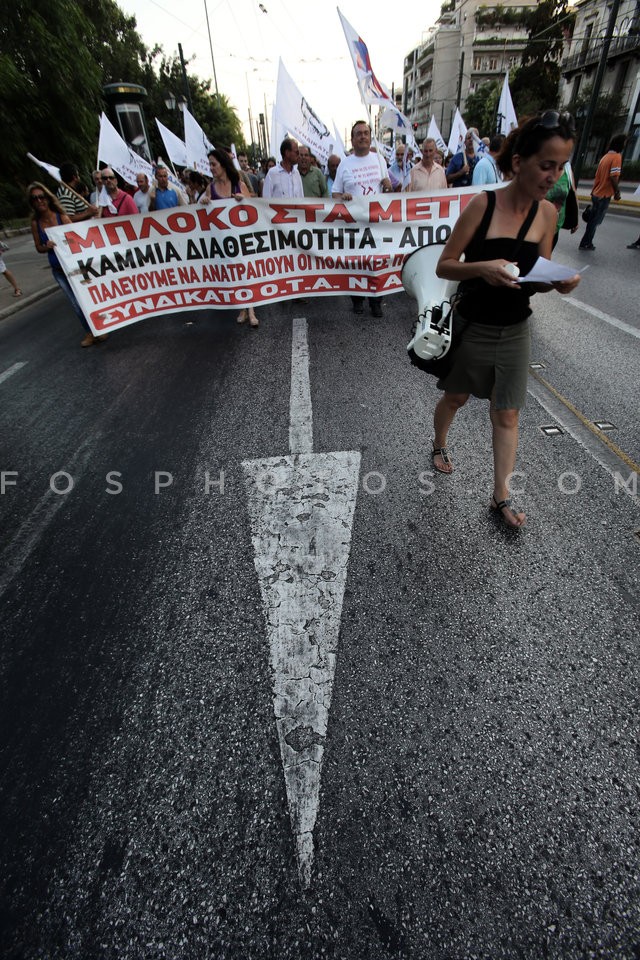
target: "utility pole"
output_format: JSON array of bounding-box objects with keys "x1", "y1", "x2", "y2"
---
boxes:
[
  {"x1": 178, "y1": 43, "x2": 194, "y2": 115},
  {"x1": 456, "y1": 50, "x2": 465, "y2": 110},
  {"x1": 203, "y1": 0, "x2": 220, "y2": 103},
  {"x1": 573, "y1": 0, "x2": 622, "y2": 182}
]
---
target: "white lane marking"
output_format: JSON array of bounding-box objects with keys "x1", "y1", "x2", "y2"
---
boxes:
[
  {"x1": 564, "y1": 297, "x2": 640, "y2": 339},
  {"x1": 0, "y1": 362, "x2": 27, "y2": 385},
  {"x1": 242, "y1": 316, "x2": 360, "y2": 888},
  {"x1": 289, "y1": 317, "x2": 313, "y2": 454},
  {"x1": 242, "y1": 451, "x2": 360, "y2": 887}
]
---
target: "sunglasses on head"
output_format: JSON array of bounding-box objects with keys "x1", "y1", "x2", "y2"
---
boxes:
[{"x1": 536, "y1": 110, "x2": 575, "y2": 134}]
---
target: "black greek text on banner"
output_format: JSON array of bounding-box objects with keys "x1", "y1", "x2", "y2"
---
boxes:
[{"x1": 47, "y1": 188, "x2": 481, "y2": 335}]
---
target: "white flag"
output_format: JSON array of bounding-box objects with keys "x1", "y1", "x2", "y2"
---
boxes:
[
  {"x1": 183, "y1": 107, "x2": 214, "y2": 177},
  {"x1": 447, "y1": 108, "x2": 467, "y2": 157},
  {"x1": 426, "y1": 116, "x2": 447, "y2": 155},
  {"x1": 379, "y1": 103, "x2": 419, "y2": 155},
  {"x1": 270, "y1": 107, "x2": 288, "y2": 159},
  {"x1": 497, "y1": 72, "x2": 518, "y2": 135},
  {"x1": 229, "y1": 143, "x2": 242, "y2": 170},
  {"x1": 332, "y1": 123, "x2": 347, "y2": 160},
  {"x1": 98, "y1": 112, "x2": 154, "y2": 186},
  {"x1": 337, "y1": 8, "x2": 393, "y2": 108},
  {"x1": 27, "y1": 153, "x2": 62, "y2": 182},
  {"x1": 155, "y1": 119, "x2": 188, "y2": 168},
  {"x1": 273, "y1": 59, "x2": 334, "y2": 165}
]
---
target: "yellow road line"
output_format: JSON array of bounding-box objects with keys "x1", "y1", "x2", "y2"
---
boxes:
[{"x1": 529, "y1": 368, "x2": 640, "y2": 475}]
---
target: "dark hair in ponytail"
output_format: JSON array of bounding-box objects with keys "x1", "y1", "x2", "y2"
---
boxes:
[{"x1": 497, "y1": 111, "x2": 576, "y2": 176}]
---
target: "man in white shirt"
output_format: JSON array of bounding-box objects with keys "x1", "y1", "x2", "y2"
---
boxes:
[
  {"x1": 262, "y1": 138, "x2": 304, "y2": 198},
  {"x1": 405, "y1": 138, "x2": 447, "y2": 192},
  {"x1": 332, "y1": 121, "x2": 392, "y2": 201},
  {"x1": 133, "y1": 173, "x2": 152, "y2": 213},
  {"x1": 332, "y1": 121, "x2": 392, "y2": 317}
]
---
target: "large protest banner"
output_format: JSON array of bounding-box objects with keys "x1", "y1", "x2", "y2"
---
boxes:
[{"x1": 48, "y1": 187, "x2": 481, "y2": 336}]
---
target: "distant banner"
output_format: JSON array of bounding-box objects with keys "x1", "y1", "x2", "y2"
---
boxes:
[{"x1": 47, "y1": 188, "x2": 480, "y2": 335}]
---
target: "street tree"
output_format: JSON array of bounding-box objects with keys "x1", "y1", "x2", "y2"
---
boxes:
[
  {"x1": 464, "y1": 80, "x2": 501, "y2": 137},
  {"x1": 0, "y1": 0, "x2": 245, "y2": 217},
  {"x1": 510, "y1": 0, "x2": 574, "y2": 115},
  {"x1": 1, "y1": 0, "x2": 104, "y2": 189}
]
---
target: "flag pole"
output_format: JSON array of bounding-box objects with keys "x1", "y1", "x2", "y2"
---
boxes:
[{"x1": 358, "y1": 83, "x2": 388, "y2": 183}]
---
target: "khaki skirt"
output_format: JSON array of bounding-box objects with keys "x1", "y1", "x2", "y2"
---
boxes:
[{"x1": 437, "y1": 317, "x2": 531, "y2": 410}]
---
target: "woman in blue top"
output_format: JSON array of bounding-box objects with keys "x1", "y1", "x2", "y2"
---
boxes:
[
  {"x1": 432, "y1": 112, "x2": 580, "y2": 529},
  {"x1": 29, "y1": 182, "x2": 106, "y2": 348}
]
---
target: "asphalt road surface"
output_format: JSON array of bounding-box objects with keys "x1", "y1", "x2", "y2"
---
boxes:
[{"x1": 1, "y1": 215, "x2": 639, "y2": 959}]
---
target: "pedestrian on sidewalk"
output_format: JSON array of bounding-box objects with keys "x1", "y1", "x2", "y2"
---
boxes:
[
  {"x1": 28, "y1": 182, "x2": 106, "y2": 348},
  {"x1": 579, "y1": 134, "x2": 626, "y2": 251},
  {"x1": 0, "y1": 242, "x2": 21, "y2": 298}
]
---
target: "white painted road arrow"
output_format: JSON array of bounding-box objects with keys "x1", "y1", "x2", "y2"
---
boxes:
[{"x1": 242, "y1": 317, "x2": 360, "y2": 888}]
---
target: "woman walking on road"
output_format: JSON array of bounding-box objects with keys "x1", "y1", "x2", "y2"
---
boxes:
[
  {"x1": 432, "y1": 112, "x2": 581, "y2": 529},
  {"x1": 28, "y1": 182, "x2": 106, "y2": 348},
  {"x1": 0, "y1": 243, "x2": 21, "y2": 298}
]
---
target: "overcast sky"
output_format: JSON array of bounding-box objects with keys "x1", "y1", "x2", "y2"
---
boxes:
[{"x1": 118, "y1": 0, "x2": 443, "y2": 149}]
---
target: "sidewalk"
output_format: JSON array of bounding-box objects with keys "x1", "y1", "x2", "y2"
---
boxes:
[
  {"x1": 0, "y1": 227, "x2": 56, "y2": 322},
  {"x1": 576, "y1": 178, "x2": 640, "y2": 214}
]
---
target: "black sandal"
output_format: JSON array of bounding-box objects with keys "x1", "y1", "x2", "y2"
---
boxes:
[
  {"x1": 431, "y1": 442, "x2": 453, "y2": 474},
  {"x1": 490, "y1": 495, "x2": 526, "y2": 529}
]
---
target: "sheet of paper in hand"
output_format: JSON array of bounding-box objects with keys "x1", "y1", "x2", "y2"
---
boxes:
[{"x1": 518, "y1": 257, "x2": 584, "y2": 284}]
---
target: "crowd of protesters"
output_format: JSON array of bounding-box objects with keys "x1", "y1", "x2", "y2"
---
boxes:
[{"x1": 18, "y1": 120, "x2": 634, "y2": 346}]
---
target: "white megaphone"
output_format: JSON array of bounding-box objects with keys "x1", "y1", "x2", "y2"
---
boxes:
[{"x1": 402, "y1": 245, "x2": 458, "y2": 361}]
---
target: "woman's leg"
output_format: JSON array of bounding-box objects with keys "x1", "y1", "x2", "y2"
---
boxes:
[
  {"x1": 3, "y1": 269, "x2": 21, "y2": 295},
  {"x1": 432, "y1": 391, "x2": 468, "y2": 472},
  {"x1": 489, "y1": 403, "x2": 526, "y2": 526}
]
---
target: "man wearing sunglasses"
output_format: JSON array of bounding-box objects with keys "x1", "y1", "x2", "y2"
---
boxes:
[{"x1": 98, "y1": 168, "x2": 138, "y2": 218}]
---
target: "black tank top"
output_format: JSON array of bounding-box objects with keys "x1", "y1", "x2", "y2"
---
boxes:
[{"x1": 457, "y1": 190, "x2": 540, "y2": 326}]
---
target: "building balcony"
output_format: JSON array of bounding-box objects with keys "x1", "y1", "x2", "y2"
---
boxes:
[
  {"x1": 561, "y1": 31, "x2": 640, "y2": 72},
  {"x1": 474, "y1": 27, "x2": 529, "y2": 43}
]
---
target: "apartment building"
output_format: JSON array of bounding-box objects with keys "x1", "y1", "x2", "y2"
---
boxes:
[
  {"x1": 403, "y1": 0, "x2": 537, "y2": 141},
  {"x1": 559, "y1": 0, "x2": 640, "y2": 162}
]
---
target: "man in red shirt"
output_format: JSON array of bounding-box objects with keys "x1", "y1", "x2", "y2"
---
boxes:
[
  {"x1": 98, "y1": 168, "x2": 138, "y2": 218},
  {"x1": 579, "y1": 134, "x2": 626, "y2": 250}
]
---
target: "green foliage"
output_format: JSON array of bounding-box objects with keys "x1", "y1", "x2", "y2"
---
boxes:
[
  {"x1": 146, "y1": 56, "x2": 244, "y2": 161},
  {"x1": 475, "y1": 4, "x2": 530, "y2": 28},
  {"x1": 464, "y1": 80, "x2": 502, "y2": 136},
  {"x1": 563, "y1": 87, "x2": 625, "y2": 143},
  {"x1": 0, "y1": 1, "x2": 104, "y2": 187},
  {"x1": 509, "y1": 0, "x2": 573, "y2": 115},
  {"x1": 0, "y1": 183, "x2": 30, "y2": 223},
  {"x1": 0, "y1": 0, "x2": 244, "y2": 215}
]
